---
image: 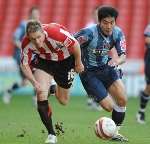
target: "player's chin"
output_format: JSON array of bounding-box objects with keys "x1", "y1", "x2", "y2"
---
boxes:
[{"x1": 104, "y1": 30, "x2": 112, "y2": 36}]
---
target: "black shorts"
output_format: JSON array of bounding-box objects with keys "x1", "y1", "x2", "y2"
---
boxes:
[{"x1": 31, "y1": 55, "x2": 75, "y2": 89}]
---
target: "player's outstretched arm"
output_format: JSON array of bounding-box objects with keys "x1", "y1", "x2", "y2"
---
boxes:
[
  {"x1": 20, "y1": 64, "x2": 42, "y2": 93},
  {"x1": 71, "y1": 40, "x2": 84, "y2": 73},
  {"x1": 20, "y1": 64, "x2": 37, "y2": 86}
]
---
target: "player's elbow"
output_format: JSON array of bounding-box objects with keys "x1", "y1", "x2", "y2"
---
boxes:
[
  {"x1": 20, "y1": 63, "x2": 26, "y2": 70},
  {"x1": 20, "y1": 63, "x2": 23, "y2": 70},
  {"x1": 20, "y1": 63, "x2": 29, "y2": 74}
]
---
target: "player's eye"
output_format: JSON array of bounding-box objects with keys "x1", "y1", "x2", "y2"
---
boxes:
[{"x1": 30, "y1": 38, "x2": 36, "y2": 42}]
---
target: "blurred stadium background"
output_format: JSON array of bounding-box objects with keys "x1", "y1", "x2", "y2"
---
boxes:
[
  {"x1": 0, "y1": 0, "x2": 150, "y2": 97},
  {"x1": 1, "y1": 1, "x2": 150, "y2": 144}
]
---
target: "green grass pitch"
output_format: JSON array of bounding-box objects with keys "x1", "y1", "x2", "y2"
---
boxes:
[{"x1": 0, "y1": 95, "x2": 150, "y2": 144}]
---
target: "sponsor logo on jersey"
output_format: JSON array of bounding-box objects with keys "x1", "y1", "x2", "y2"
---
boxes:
[{"x1": 64, "y1": 37, "x2": 72, "y2": 48}]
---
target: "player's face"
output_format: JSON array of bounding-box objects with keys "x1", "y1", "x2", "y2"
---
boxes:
[
  {"x1": 31, "y1": 9, "x2": 40, "y2": 20},
  {"x1": 28, "y1": 30, "x2": 45, "y2": 48},
  {"x1": 99, "y1": 17, "x2": 116, "y2": 36}
]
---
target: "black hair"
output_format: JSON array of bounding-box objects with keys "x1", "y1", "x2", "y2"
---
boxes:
[{"x1": 97, "y1": 6, "x2": 118, "y2": 22}]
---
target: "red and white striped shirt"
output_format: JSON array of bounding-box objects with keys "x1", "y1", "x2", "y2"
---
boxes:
[{"x1": 21, "y1": 23, "x2": 76, "y2": 65}]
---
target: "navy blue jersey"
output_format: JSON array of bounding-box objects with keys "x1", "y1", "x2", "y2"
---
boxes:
[
  {"x1": 13, "y1": 20, "x2": 27, "y2": 78},
  {"x1": 13, "y1": 20, "x2": 26, "y2": 42},
  {"x1": 144, "y1": 24, "x2": 150, "y2": 49},
  {"x1": 74, "y1": 24, "x2": 126, "y2": 70},
  {"x1": 144, "y1": 24, "x2": 150, "y2": 37},
  {"x1": 13, "y1": 20, "x2": 27, "y2": 64},
  {"x1": 144, "y1": 24, "x2": 150, "y2": 84}
]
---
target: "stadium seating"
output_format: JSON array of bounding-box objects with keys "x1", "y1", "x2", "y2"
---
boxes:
[
  {"x1": 0, "y1": 0, "x2": 149, "y2": 59},
  {"x1": 117, "y1": 0, "x2": 132, "y2": 52},
  {"x1": 0, "y1": 0, "x2": 22, "y2": 55},
  {"x1": 128, "y1": 0, "x2": 148, "y2": 59}
]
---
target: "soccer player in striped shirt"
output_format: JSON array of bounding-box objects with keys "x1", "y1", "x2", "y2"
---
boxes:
[{"x1": 21, "y1": 20, "x2": 84, "y2": 144}]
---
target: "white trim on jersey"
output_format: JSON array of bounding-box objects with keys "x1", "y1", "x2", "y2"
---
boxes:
[{"x1": 22, "y1": 43, "x2": 33, "y2": 65}]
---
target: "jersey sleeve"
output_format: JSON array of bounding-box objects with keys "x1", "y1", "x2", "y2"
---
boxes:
[
  {"x1": 144, "y1": 24, "x2": 150, "y2": 37},
  {"x1": 59, "y1": 28, "x2": 76, "y2": 52},
  {"x1": 46, "y1": 24, "x2": 76, "y2": 52},
  {"x1": 74, "y1": 29, "x2": 93, "y2": 48},
  {"x1": 21, "y1": 37, "x2": 33, "y2": 65},
  {"x1": 113, "y1": 28, "x2": 126, "y2": 56}
]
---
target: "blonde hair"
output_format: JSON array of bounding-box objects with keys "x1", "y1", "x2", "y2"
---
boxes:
[{"x1": 26, "y1": 20, "x2": 43, "y2": 36}]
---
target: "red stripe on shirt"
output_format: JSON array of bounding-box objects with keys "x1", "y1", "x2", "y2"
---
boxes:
[
  {"x1": 38, "y1": 47, "x2": 46, "y2": 54},
  {"x1": 45, "y1": 53, "x2": 51, "y2": 60},
  {"x1": 21, "y1": 37, "x2": 30, "y2": 50},
  {"x1": 45, "y1": 39, "x2": 57, "y2": 53},
  {"x1": 57, "y1": 50, "x2": 64, "y2": 61},
  {"x1": 68, "y1": 46, "x2": 74, "y2": 54},
  {"x1": 27, "y1": 49, "x2": 33, "y2": 64}
]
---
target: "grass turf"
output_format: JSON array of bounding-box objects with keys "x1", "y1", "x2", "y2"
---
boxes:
[{"x1": 0, "y1": 95, "x2": 150, "y2": 144}]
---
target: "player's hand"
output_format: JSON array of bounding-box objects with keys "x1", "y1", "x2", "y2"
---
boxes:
[
  {"x1": 108, "y1": 59, "x2": 118, "y2": 67},
  {"x1": 75, "y1": 62, "x2": 84, "y2": 73}
]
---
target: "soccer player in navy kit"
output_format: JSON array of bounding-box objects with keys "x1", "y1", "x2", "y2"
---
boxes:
[
  {"x1": 74, "y1": 6, "x2": 128, "y2": 141},
  {"x1": 136, "y1": 24, "x2": 150, "y2": 124}
]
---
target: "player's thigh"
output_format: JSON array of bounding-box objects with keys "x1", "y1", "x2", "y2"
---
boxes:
[
  {"x1": 80, "y1": 72, "x2": 108, "y2": 102},
  {"x1": 53, "y1": 56, "x2": 75, "y2": 89},
  {"x1": 54, "y1": 70, "x2": 73, "y2": 104},
  {"x1": 108, "y1": 79, "x2": 127, "y2": 106}
]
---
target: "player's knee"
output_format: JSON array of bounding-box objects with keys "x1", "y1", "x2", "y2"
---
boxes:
[
  {"x1": 145, "y1": 87, "x2": 150, "y2": 95},
  {"x1": 59, "y1": 100, "x2": 68, "y2": 105},
  {"x1": 117, "y1": 96, "x2": 127, "y2": 107},
  {"x1": 146, "y1": 90, "x2": 150, "y2": 95},
  {"x1": 36, "y1": 90, "x2": 49, "y2": 101},
  {"x1": 56, "y1": 93, "x2": 69, "y2": 105},
  {"x1": 103, "y1": 105, "x2": 113, "y2": 112},
  {"x1": 57, "y1": 95, "x2": 69, "y2": 105},
  {"x1": 100, "y1": 96, "x2": 114, "y2": 112},
  {"x1": 58, "y1": 99, "x2": 69, "y2": 105},
  {"x1": 101, "y1": 102, "x2": 113, "y2": 112}
]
